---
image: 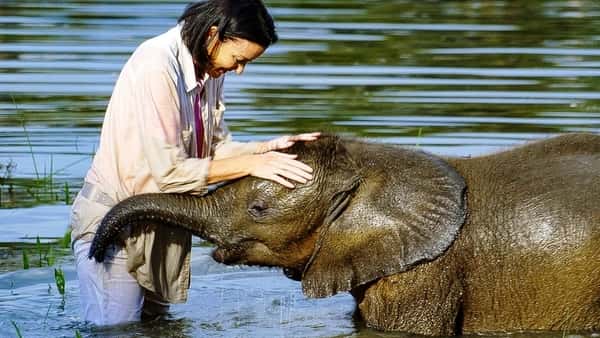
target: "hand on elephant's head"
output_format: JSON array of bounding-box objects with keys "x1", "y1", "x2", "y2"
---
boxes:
[{"x1": 210, "y1": 135, "x2": 361, "y2": 273}]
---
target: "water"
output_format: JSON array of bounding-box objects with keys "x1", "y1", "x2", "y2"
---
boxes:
[{"x1": 1, "y1": 0, "x2": 599, "y2": 337}]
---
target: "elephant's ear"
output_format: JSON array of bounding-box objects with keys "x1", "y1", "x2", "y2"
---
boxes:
[{"x1": 301, "y1": 146, "x2": 467, "y2": 298}]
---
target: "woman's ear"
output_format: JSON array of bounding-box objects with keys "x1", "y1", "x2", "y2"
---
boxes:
[
  {"x1": 206, "y1": 26, "x2": 220, "y2": 53},
  {"x1": 207, "y1": 25, "x2": 219, "y2": 39},
  {"x1": 301, "y1": 148, "x2": 467, "y2": 298}
]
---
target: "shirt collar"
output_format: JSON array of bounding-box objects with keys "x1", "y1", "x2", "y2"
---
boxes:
[{"x1": 196, "y1": 72, "x2": 210, "y2": 91}]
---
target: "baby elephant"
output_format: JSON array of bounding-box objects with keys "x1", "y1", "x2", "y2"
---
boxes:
[{"x1": 89, "y1": 133, "x2": 600, "y2": 336}]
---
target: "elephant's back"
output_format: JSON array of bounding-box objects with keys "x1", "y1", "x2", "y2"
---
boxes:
[
  {"x1": 449, "y1": 133, "x2": 600, "y2": 331},
  {"x1": 455, "y1": 133, "x2": 600, "y2": 244}
]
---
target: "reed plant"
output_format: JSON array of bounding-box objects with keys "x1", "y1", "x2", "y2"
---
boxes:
[
  {"x1": 0, "y1": 161, "x2": 75, "y2": 208},
  {"x1": 18, "y1": 231, "x2": 71, "y2": 270},
  {"x1": 11, "y1": 320, "x2": 23, "y2": 338},
  {"x1": 55, "y1": 267, "x2": 66, "y2": 298},
  {"x1": 0, "y1": 98, "x2": 78, "y2": 208},
  {"x1": 22, "y1": 249, "x2": 30, "y2": 270},
  {"x1": 415, "y1": 127, "x2": 423, "y2": 147}
]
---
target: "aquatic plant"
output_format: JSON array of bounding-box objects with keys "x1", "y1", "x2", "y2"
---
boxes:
[
  {"x1": 61, "y1": 229, "x2": 72, "y2": 249},
  {"x1": 64, "y1": 182, "x2": 71, "y2": 205},
  {"x1": 12, "y1": 231, "x2": 71, "y2": 271},
  {"x1": 22, "y1": 248, "x2": 30, "y2": 269},
  {"x1": 0, "y1": 98, "x2": 78, "y2": 208},
  {"x1": 36, "y1": 236, "x2": 43, "y2": 267},
  {"x1": 415, "y1": 127, "x2": 423, "y2": 147},
  {"x1": 16, "y1": 95, "x2": 41, "y2": 181},
  {"x1": 0, "y1": 157, "x2": 77, "y2": 208},
  {"x1": 11, "y1": 320, "x2": 23, "y2": 338},
  {"x1": 54, "y1": 267, "x2": 65, "y2": 298},
  {"x1": 46, "y1": 246, "x2": 56, "y2": 266}
]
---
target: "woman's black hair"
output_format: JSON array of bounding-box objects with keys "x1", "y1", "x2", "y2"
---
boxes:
[{"x1": 178, "y1": 0, "x2": 278, "y2": 76}]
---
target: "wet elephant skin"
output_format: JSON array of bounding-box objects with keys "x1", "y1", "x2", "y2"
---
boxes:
[{"x1": 89, "y1": 133, "x2": 600, "y2": 335}]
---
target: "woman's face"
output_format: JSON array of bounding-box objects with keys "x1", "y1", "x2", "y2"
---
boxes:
[{"x1": 205, "y1": 27, "x2": 266, "y2": 78}]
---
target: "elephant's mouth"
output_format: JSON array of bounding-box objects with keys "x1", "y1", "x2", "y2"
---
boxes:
[
  {"x1": 212, "y1": 241, "x2": 293, "y2": 270},
  {"x1": 212, "y1": 245, "x2": 245, "y2": 264},
  {"x1": 214, "y1": 246, "x2": 305, "y2": 281},
  {"x1": 282, "y1": 267, "x2": 302, "y2": 281}
]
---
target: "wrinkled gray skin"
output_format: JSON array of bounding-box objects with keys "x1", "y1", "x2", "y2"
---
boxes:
[{"x1": 89, "y1": 133, "x2": 600, "y2": 335}]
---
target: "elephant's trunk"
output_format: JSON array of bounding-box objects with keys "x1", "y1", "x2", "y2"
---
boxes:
[{"x1": 87, "y1": 188, "x2": 232, "y2": 262}]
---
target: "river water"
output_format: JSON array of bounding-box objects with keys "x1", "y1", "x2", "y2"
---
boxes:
[{"x1": 1, "y1": 0, "x2": 599, "y2": 337}]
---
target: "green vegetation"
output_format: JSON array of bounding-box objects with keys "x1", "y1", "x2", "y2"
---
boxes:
[
  {"x1": 0, "y1": 99, "x2": 78, "y2": 209},
  {"x1": 0, "y1": 160, "x2": 76, "y2": 209},
  {"x1": 19, "y1": 96, "x2": 40, "y2": 181},
  {"x1": 415, "y1": 127, "x2": 423, "y2": 147},
  {"x1": 11, "y1": 321, "x2": 23, "y2": 338},
  {"x1": 0, "y1": 229, "x2": 72, "y2": 273},
  {"x1": 21, "y1": 248, "x2": 29, "y2": 270},
  {"x1": 17, "y1": 234, "x2": 70, "y2": 271},
  {"x1": 54, "y1": 267, "x2": 66, "y2": 298},
  {"x1": 61, "y1": 229, "x2": 72, "y2": 249},
  {"x1": 64, "y1": 182, "x2": 71, "y2": 205}
]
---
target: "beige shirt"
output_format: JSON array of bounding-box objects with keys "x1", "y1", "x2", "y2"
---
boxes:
[{"x1": 71, "y1": 25, "x2": 260, "y2": 303}]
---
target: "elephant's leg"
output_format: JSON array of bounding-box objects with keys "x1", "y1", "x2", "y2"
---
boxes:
[{"x1": 355, "y1": 259, "x2": 463, "y2": 335}]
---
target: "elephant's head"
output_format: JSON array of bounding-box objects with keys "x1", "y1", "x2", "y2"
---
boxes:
[{"x1": 89, "y1": 135, "x2": 467, "y2": 298}]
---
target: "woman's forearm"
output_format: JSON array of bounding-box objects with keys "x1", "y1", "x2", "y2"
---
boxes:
[{"x1": 206, "y1": 156, "x2": 251, "y2": 184}]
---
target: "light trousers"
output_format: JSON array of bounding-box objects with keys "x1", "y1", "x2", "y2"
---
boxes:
[{"x1": 74, "y1": 240, "x2": 144, "y2": 326}]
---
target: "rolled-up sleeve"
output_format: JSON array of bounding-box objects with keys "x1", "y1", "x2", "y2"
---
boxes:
[{"x1": 134, "y1": 63, "x2": 210, "y2": 195}]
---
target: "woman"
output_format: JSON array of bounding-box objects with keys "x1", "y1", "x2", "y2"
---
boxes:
[{"x1": 70, "y1": 0, "x2": 319, "y2": 326}]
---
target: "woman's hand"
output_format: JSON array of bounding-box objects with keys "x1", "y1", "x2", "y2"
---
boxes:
[
  {"x1": 258, "y1": 132, "x2": 321, "y2": 153},
  {"x1": 208, "y1": 132, "x2": 320, "y2": 188},
  {"x1": 246, "y1": 151, "x2": 313, "y2": 188},
  {"x1": 207, "y1": 151, "x2": 314, "y2": 188}
]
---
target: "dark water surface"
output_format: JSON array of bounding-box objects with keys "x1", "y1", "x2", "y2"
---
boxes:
[{"x1": 1, "y1": 0, "x2": 600, "y2": 337}]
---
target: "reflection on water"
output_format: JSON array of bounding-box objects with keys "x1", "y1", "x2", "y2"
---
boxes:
[{"x1": 1, "y1": 0, "x2": 600, "y2": 337}]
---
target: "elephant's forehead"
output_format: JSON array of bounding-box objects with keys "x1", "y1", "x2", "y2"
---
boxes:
[{"x1": 249, "y1": 179, "x2": 287, "y2": 195}]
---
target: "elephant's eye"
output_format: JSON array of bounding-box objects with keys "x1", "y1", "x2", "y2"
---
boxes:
[{"x1": 248, "y1": 200, "x2": 269, "y2": 218}]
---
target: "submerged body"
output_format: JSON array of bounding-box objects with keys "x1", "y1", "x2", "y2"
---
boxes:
[{"x1": 89, "y1": 133, "x2": 600, "y2": 335}]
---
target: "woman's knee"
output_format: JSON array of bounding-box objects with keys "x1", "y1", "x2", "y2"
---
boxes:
[{"x1": 74, "y1": 240, "x2": 144, "y2": 326}]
